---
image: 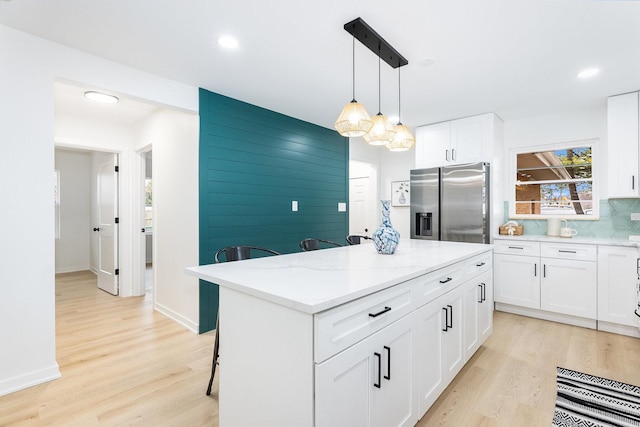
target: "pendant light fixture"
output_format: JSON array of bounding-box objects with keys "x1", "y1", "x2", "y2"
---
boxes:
[
  {"x1": 334, "y1": 35, "x2": 373, "y2": 137},
  {"x1": 387, "y1": 66, "x2": 416, "y2": 152},
  {"x1": 363, "y1": 47, "x2": 396, "y2": 146}
]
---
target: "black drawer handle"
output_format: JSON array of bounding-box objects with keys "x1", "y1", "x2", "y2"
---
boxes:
[
  {"x1": 439, "y1": 277, "x2": 453, "y2": 284},
  {"x1": 369, "y1": 306, "x2": 391, "y2": 318},
  {"x1": 374, "y1": 352, "x2": 381, "y2": 388},
  {"x1": 476, "y1": 262, "x2": 486, "y2": 267},
  {"x1": 447, "y1": 305, "x2": 453, "y2": 329},
  {"x1": 508, "y1": 246, "x2": 524, "y2": 250},
  {"x1": 384, "y1": 346, "x2": 391, "y2": 380},
  {"x1": 558, "y1": 250, "x2": 577, "y2": 254}
]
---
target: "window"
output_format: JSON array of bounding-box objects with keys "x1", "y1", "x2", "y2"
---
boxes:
[{"x1": 510, "y1": 140, "x2": 597, "y2": 219}]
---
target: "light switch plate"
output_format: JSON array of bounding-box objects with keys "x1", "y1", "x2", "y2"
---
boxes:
[
  {"x1": 338, "y1": 202, "x2": 346, "y2": 212},
  {"x1": 292, "y1": 201, "x2": 298, "y2": 212}
]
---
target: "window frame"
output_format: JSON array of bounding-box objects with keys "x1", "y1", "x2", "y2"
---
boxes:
[{"x1": 508, "y1": 139, "x2": 599, "y2": 220}]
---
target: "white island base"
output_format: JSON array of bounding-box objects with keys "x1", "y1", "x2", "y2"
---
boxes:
[{"x1": 186, "y1": 240, "x2": 494, "y2": 427}]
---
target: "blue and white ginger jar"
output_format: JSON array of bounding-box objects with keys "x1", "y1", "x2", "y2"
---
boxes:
[{"x1": 372, "y1": 200, "x2": 400, "y2": 255}]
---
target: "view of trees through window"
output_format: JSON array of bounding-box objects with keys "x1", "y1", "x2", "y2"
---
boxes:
[{"x1": 515, "y1": 146, "x2": 593, "y2": 216}]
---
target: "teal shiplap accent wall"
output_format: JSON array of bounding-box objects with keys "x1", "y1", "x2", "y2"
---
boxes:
[
  {"x1": 198, "y1": 88, "x2": 349, "y2": 333},
  {"x1": 503, "y1": 199, "x2": 640, "y2": 238}
]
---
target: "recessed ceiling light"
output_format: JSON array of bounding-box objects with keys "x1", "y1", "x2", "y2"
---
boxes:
[
  {"x1": 84, "y1": 91, "x2": 119, "y2": 104},
  {"x1": 218, "y1": 36, "x2": 239, "y2": 49},
  {"x1": 576, "y1": 68, "x2": 600, "y2": 79},
  {"x1": 417, "y1": 58, "x2": 436, "y2": 67}
]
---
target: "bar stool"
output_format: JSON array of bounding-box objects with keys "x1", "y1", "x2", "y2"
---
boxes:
[
  {"x1": 299, "y1": 238, "x2": 342, "y2": 251},
  {"x1": 346, "y1": 235, "x2": 372, "y2": 245},
  {"x1": 206, "y1": 245, "x2": 280, "y2": 396}
]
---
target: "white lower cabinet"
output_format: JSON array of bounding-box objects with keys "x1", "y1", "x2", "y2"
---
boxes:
[
  {"x1": 540, "y1": 257, "x2": 597, "y2": 319},
  {"x1": 315, "y1": 250, "x2": 494, "y2": 426},
  {"x1": 464, "y1": 270, "x2": 493, "y2": 360},
  {"x1": 415, "y1": 285, "x2": 464, "y2": 415},
  {"x1": 494, "y1": 253, "x2": 540, "y2": 308},
  {"x1": 315, "y1": 313, "x2": 417, "y2": 427},
  {"x1": 598, "y1": 245, "x2": 639, "y2": 327}
]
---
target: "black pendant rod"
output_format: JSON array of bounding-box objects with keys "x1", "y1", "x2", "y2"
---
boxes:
[
  {"x1": 397, "y1": 66, "x2": 402, "y2": 125},
  {"x1": 351, "y1": 35, "x2": 356, "y2": 102},
  {"x1": 344, "y1": 17, "x2": 408, "y2": 69}
]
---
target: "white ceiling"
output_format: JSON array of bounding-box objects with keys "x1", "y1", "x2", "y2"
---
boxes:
[{"x1": 2, "y1": 0, "x2": 640, "y2": 129}]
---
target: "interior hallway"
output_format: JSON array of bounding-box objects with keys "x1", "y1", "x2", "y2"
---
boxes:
[{"x1": 1, "y1": 271, "x2": 640, "y2": 426}]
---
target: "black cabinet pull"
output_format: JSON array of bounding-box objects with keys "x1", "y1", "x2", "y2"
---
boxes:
[
  {"x1": 374, "y1": 352, "x2": 381, "y2": 388},
  {"x1": 481, "y1": 283, "x2": 486, "y2": 302},
  {"x1": 476, "y1": 262, "x2": 485, "y2": 267},
  {"x1": 384, "y1": 346, "x2": 391, "y2": 380},
  {"x1": 478, "y1": 284, "x2": 483, "y2": 303},
  {"x1": 369, "y1": 306, "x2": 391, "y2": 318},
  {"x1": 534, "y1": 263, "x2": 537, "y2": 277},
  {"x1": 447, "y1": 305, "x2": 453, "y2": 329},
  {"x1": 633, "y1": 175, "x2": 636, "y2": 190},
  {"x1": 442, "y1": 307, "x2": 448, "y2": 331},
  {"x1": 508, "y1": 246, "x2": 524, "y2": 250},
  {"x1": 558, "y1": 250, "x2": 577, "y2": 254},
  {"x1": 439, "y1": 277, "x2": 453, "y2": 284},
  {"x1": 543, "y1": 264, "x2": 546, "y2": 278}
]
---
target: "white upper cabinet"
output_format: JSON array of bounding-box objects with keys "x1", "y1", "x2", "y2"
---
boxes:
[
  {"x1": 608, "y1": 92, "x2": 640, "y2": 198},
  {"x1": 415, "y1": 113, "x2": 499, "y2": 169}
]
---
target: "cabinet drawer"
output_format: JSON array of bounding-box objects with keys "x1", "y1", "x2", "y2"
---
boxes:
[
  {"x1": 541, "y1": 242, "x2": 596, "y2": 261},
  {"x1": 314, "y1": 280, "x2": 414, "y2": 363},
  {"x1": 415, "y1": 261, "x2": 465, "y2": 308},
  {"x1": 493, "y1": 240, "x2": 540, "y2": 256},
  {"x1": 464, "y1": 251, "x2": 492, "y2": 279}
]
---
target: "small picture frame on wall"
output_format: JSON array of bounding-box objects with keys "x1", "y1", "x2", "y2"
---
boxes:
[{"x1": 391, "y1": 181, "x2": 410, "y2": 207}]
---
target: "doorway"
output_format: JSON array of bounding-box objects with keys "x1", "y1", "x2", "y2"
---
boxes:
[
  {"x1": 143, "y1": 150, "x2": 153, "y2": 295},
  {"x1": 349, "y1": 160, "x2": 378, "y2": 236},
  {"x1": 54, "y1": 147, "x2": 119, "y2": 296}
]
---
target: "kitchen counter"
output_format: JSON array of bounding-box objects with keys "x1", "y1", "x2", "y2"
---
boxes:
[
  {"x1": 186, "y1": 239, "x2": 493, "y2": 314},
  {"x1": 493, "y1": 234, "x2": 640, "y2": 247},
  {"x1": 186, "y1": 239, "x2": 494, "y2": 427}
]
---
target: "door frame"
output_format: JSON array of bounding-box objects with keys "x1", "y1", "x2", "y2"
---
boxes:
[{"x1": 132, "y1": 145, "x2": 152, "y2": 297}]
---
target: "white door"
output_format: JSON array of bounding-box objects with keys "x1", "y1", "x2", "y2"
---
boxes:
[
  {"x1": 97, "y1": 154, "x2": 119, "y2": 295},
  {"x1": 349, "y1": 176, "x2": 372, "y2": 235}
]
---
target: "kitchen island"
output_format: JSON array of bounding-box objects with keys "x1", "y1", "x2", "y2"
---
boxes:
[{"x1": 186, "y1": 239, "x2": 493, "y2": 427}]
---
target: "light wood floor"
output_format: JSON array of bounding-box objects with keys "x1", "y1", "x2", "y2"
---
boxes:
[{"x1": 1, "y1": 271, "x2": 640, "y2": 426}]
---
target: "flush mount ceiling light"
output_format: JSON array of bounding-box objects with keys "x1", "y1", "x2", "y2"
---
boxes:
[
  {"x1": 576, "y1": 68, "x2": 600, "y2": 79},
  {"x1": 387, "y1": 66, "x2": 416, "y2": 152},
  {"x1": 335, "y1": 18, "x2": 411, "y2": 150},
  {"x1": 84, "y1": 91, "x2": 119, "y2": 104},
  {"x1": 218, "y1": 35, "x2": 239, "y2": 49}
]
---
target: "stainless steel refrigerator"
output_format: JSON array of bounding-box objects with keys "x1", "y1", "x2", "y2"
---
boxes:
[{"x1": 410, "y1": 162, "x2": 490, "y2": 244}]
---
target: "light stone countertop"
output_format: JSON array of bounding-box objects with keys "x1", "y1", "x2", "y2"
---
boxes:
[
  {"x1": 186, "y1": 239, "x2": 492, "y2": 314},
  {"x1": 493, "y1": 234, "x2": 640, "y2": 247}
]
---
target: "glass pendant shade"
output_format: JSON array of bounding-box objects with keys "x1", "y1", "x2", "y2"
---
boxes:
[
  {"x1": 363, "y1": 113, "x2": 396, "y2": 145},
  {"x1": 387, "y1": 123, "x2": 416, "y2": 151},
  {"x1": 335, "y1": 100, "x2": 373, "y2": 137}
]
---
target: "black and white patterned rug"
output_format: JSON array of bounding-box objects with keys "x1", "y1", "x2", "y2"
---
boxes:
[{"x1": 553, "y1": 367, "x2": 640, "y2": 426}]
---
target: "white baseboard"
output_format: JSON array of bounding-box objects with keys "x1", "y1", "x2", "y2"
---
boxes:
[
  {"x1": 89, "y1": 266, "x2": 98, "y2": 275},
  {"x1": 0, "y1": 363, "x2": 61, "y2": 397},
  {"x1": 495, "y1": 303, "x2": 597, "y2": 329},
  {"x1": 55, "y1": 265, "x2": 90, "y2": 274},
  {"x1": 154, "y1": 302, "x2": 198, "y2": 334},
  {"x1": 597, "y1": 321, "x2": 640, "y2": 338}
]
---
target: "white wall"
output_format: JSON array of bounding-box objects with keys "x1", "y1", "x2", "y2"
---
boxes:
[
  {"x1": 134, "y1": 110, "x2": 199, "y2": 332},
  {"x1": 54, "y1": 149, "x2": 91, "y2": 273},
  {"x1": 0, "y1": 24, "x2": 198, "y2": 396}
]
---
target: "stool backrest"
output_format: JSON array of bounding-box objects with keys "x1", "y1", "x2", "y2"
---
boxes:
[
  {"x1": 299, "y1": 238, "x2": 342, "y2": 251},
  {"x1": 215, "y1": 246, "x2": 280, "y2": 263}
]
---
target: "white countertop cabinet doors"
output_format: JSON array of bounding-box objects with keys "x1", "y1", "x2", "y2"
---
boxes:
[
  {"x1": 540, "y1": 257, "x2": 597, "y2": 318},
  {"x1": 315, "y1": 313, "x2": 417, "y2": 427},
  {"x1": 598, "y1": 245, "x2": 639, "y2": 327},
  {"x1": 607, "y1": 91, "x2": 640, "y2": 198},
  {"x1": 415, "y1": 285, "x2": 465, "y2": 415}
]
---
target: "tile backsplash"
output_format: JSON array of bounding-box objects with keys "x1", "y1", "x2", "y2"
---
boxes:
[{"x1": 503, "y1": 199, "x2": 640, "y2": 238}]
